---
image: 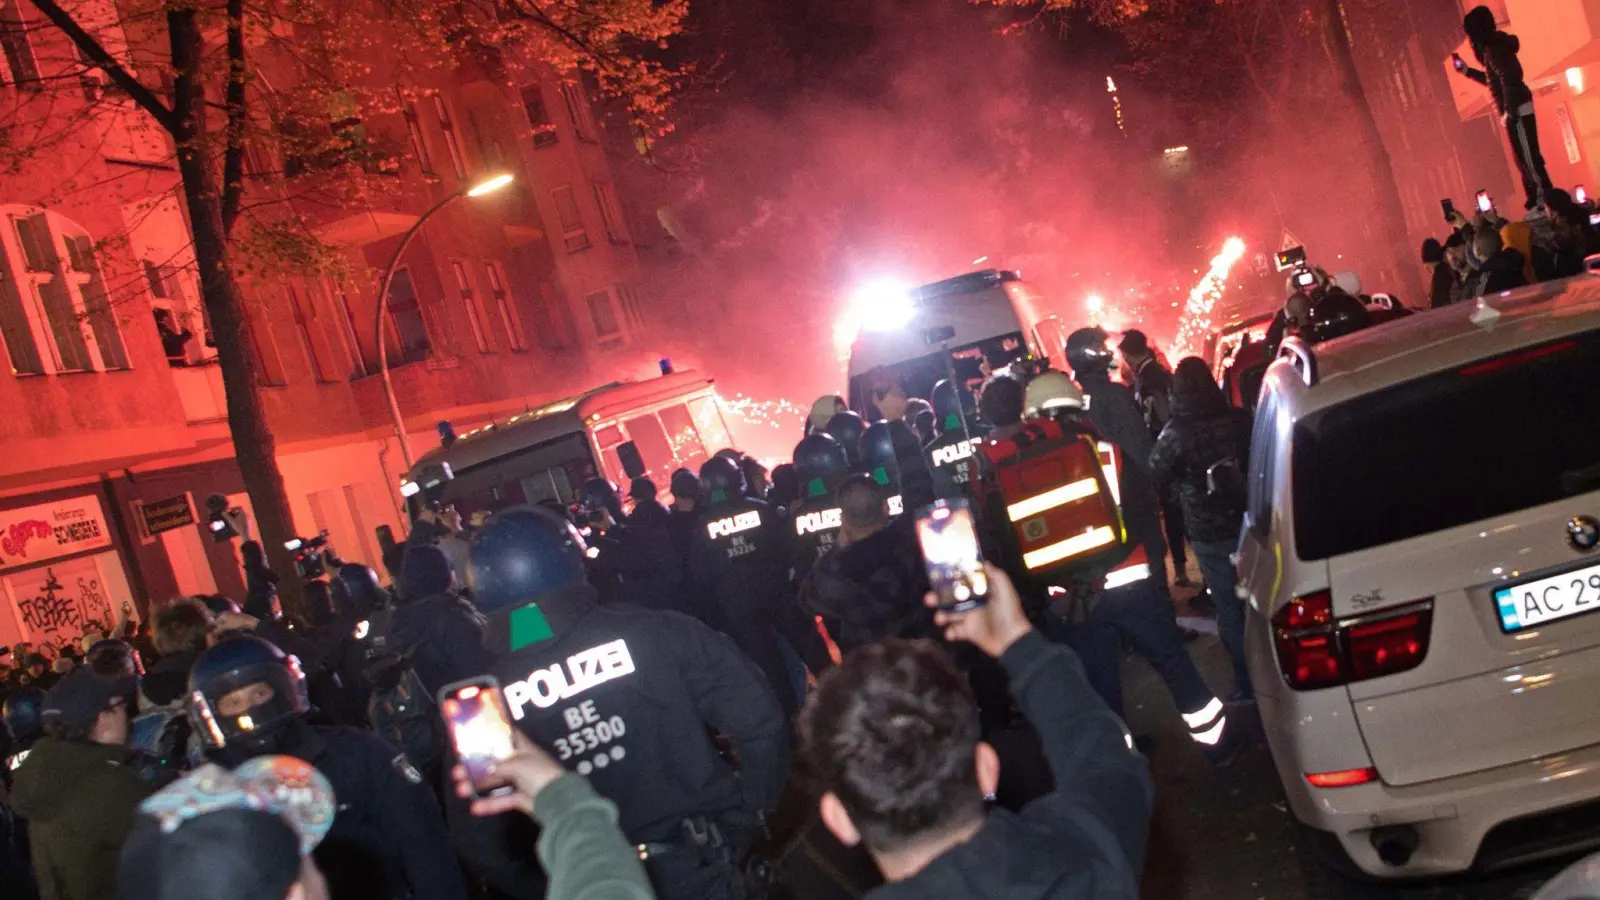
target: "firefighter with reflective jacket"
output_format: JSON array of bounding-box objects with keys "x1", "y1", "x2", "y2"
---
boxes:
[
  {"x1": 688, "y1": 456, "x2": 823, "y2": 714},
  {"x1": 1059, "y1": 330, "x2": 1237, "y2": 764},
  {"x1": 456, "y1": 507, "x2": 789, "y2": 900},
  {"x1": 925, "y1": 379, "x2": 990, "y2": 504},
  {"x1": 789, "y1": 433, "x2": 851, "y2": 588}
]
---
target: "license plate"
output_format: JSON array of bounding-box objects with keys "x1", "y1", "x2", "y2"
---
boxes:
[{"x1": 1495, "y1": 561, "x2": 1600, "y2": 632}]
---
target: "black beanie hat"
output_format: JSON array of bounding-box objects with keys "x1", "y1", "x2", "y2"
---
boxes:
[{"x1": 400, "y1": 543, "x2": 454, "y2": 599}]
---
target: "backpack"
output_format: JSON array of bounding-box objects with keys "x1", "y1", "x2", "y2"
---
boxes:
[
  {"x1": 979, "y1": 418, "x2": 1133, "y2": 583},
  {"x1": 1205, "y1": 457, "x2": 1248, "y2": 507},
  {"x1": 361, "y1": 606, "x2": 443, "y2": 772}
]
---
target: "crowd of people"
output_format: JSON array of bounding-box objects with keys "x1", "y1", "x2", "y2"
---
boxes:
[{"x1": 0, "y1": 321, "x2": 1268, "y2": 900}]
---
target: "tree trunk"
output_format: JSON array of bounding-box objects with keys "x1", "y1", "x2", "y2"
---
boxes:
[
  {"x1": 168, "y1": 10, "x2": 306, "y2": 619},
  {"x1": 1320, "y1": 0, "x2": 1425, "y2": 302}
]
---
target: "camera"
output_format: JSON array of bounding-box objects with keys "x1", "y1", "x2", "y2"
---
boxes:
[
  {"x1": 1276, "y1": 246, "x2": 1307, "y2": 271},
  {"x1": 204, "y1": 493, "x2": 243, "y2": 543},
  {"x1": 1293, "y1": 267, "x2": 1317, "y2": 289},
  {"x1": 285, "y1": 531, "x2": 333, "y2": 580}
]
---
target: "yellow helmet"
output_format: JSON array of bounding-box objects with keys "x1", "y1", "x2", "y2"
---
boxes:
[{"x1": 1023, "y1": 371, "x2": 1084, "y2": 417}]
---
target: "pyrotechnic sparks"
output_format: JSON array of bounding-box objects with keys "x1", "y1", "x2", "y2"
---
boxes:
[
  {"x1": 1171, "y1": 237, "x2": 1246, "y2": 359},
  {"x1": 722, "y1": 393, "x2": 807, "y2": 432}
]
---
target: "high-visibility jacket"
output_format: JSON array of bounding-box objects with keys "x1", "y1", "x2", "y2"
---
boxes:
[{"x1": 979, "y1": 418, "x2": 1132, "y2": 583}]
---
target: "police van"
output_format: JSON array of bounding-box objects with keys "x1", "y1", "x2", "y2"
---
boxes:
[
  {"x1": 845, "y1": 269, "x2": 1063, "y2": 416},
  {"x1": 400, "y1": 369, "x2": 735, "y2": 517}
]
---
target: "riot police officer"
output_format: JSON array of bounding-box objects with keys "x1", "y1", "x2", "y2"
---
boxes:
[
  {"x1": 925, "y1": 378, "x2": 990, "y2": 504},
  {"x1": 789, "y1": 433, "x2": 851, "y2": 589},
  {"x1": 688, "y1": 457, "x2": 811, "y2": 714},
  {"x1": 458, "y1": 507, "x2": 789, "y2": 900},
  {"x1": 823, "y1": 411, "x2": 867, "y2": 469},
  {"x1": 187, "y1": 635, "x2": 470, "y2": 900}
]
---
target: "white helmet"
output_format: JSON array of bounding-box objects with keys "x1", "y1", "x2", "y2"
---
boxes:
[
  {"x1": 1024, "y1": 371, "x2": 1084, "y2": 416},
  {"x1": 1332, "y1": 270, "x2": 1362, "y2": 296}
]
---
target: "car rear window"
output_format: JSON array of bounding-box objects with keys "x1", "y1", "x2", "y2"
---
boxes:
[{"x1": 1292, "y1": 330, "x2": 1600, "y2": 561}]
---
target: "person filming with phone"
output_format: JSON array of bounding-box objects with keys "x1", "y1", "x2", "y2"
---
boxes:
[
  {"x1": 1452, "y1": 6, "x2": 1553, "y2": 211},
  {"x1": 798, "y1": 563, "x2": 1153, "y2": 900},
  {"x1": 451, "y1": 507, "x2": 788, "y2": 900}
]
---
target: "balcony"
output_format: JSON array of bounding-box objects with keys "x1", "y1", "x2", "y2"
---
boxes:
[{"x1": 172, "y1": 363, "x2": 228, "y2": 424}]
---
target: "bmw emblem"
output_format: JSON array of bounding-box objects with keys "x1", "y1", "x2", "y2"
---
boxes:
[{"x1": 1569, "y1": 515, "x2": 1600, "y2": 552}]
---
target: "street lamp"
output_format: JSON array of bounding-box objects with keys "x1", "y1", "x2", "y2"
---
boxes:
[{"x1": 374, "y1": 172, "x2": 514, "y2": 472}]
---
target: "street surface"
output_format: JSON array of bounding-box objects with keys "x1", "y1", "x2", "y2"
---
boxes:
[{"x1": 1133, "y1": 586, "x2": 1565, "y2": 900}]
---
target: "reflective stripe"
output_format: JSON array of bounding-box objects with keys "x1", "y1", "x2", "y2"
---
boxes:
[
  {"x1": 1005, "y1": 478, "x2": 1100, "y2": 521},
  {"x1": 1192, "y1": 718, "x2": 1227, "y2": 746},
  {"x1": 888, "y1": 495, "x2": 904, "y2": 516},
  {"x1": 1181, "y1": 696, "x2": 1225, "y2": 729},
  {"x1": 1103, "y1": 562, "x2": 1150, "y2": 590},
  {"x1": 1097, "y1": 442, "x2": 1122, "y2": 505},
  {"x1": 1022, "y1": 526, "x2": 1117, "y2": 569}
]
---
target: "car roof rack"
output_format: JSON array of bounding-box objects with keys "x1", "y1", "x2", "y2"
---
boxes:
[{"x1": 1278, "y1": 337, "x2": 1318, "y2": 387}]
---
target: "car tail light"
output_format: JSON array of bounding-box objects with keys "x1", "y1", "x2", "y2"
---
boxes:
[
  {"x1": 1273, "y1": 591, "x2": 1433, "y2": 690},
  {"x1": 1305, "y1": 767, "x2": 1379, "y2": 788}
]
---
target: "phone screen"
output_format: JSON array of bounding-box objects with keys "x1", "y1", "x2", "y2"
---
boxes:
[
  {"x1": 1476, "y1": 191, "x2": 1493, "y2": 213},
  {"x1": 440, "y1": 679, "x2": 516, "y2": 796},
  {"x1": 1453, "y1": 56, "x2": 1465, "y2": 72},
  {"x1": 915, "y1": 499, "x2": 988, "y2": 612}
]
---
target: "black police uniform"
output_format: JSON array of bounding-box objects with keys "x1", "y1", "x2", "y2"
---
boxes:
[
  {"x1": 788, "y1": 434, "x2": 851, "y2": 589},
  {"x1": 925, "y1": 382, "x2": 992, "y2": 504},
  {"x1": 456, "y1": 584, "x2": 790, "y2": 900}
]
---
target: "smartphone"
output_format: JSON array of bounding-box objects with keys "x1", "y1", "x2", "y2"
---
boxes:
[
  {"x1": 1476, "y1": 190, "x2": 1493, "y2": 213},
  {"x1": 1441, "y1": 198, "x2": 1455, "y2": 221},
  {"x1": 915, "y1": 499, "x2": 988, "y2": 612},
  {"x1": 1452, "y1": 54, "x2": 1466, "y2": 72},
  {"x1": 439, "y1": 677, "x2": 517, "y2": 798}
]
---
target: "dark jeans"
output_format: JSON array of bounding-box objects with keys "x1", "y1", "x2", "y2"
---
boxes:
[
  {"x1": 1160, "y1": 494, "x2": 1187, "y2": 576},
  {"x1": 1506, "y1": 109, "x2": 1554, "y2": 209},
  {"x1": 1191, "y1": 539, "x2": 1251, "y2": 699},
  {"x1": 1065, "y1": 578, "x2": 1216, "y2": 720}
]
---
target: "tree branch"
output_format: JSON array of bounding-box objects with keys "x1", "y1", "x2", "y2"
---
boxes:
[
  {"x1": 24, "y1": 0, "x2": 176, "y2": 131},
  {"x1": 222, "y1": 0, "x2": 247, "y2": 237}
]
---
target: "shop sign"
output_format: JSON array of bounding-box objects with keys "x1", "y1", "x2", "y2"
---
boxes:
[
  {"x1": 138, "y1": 495, "x2": 196, "y2": 536},
  {"x1": 0, "y1": 496, "x2": 113, "y2": 572}
]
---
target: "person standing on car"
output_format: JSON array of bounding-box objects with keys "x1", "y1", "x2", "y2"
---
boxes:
[
  {"x1": 1150, "y1": 358, "x2": 1254, "y2": 702},
  {"x1": 1118, "y1": 330, "x2": 1189, "y2": 587},
  {"x1": 1454, "y1": 6, "x2": 1554, "y2": 211}
]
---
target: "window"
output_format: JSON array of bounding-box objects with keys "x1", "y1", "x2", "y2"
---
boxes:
[
  {"x1": 0, "y1": 238, "x2": 41, "y2": 374},
  {"x1": 385, "y1": 268, "x2": 432, "y2": 364},
  {"x1": 0, "y1": 1, "x2": 40, "y2": 92},
  {"x1": 520, "y1": 84, "x2": 558, "y2": 148},
  {"x1": 244, "y1": 305, "x2": 286, "y2": 386},
  {"x1": 658, "y1": 403, "x2": 708, "y2": 469},
  {"x1": 551, "y1": 185, "x2": 590, "y2": 252},
  {"x1": 585, "y1": 288, "x2": 620, "y2": 342},
  {"x1": 432, "y1": 95, "x2": 469, "y2": 180},
  {"x1": 1293, "y1": 333, "x2": 1600, "y2": 561},
  {"x1": 404, "y1": 102, "x2": 434, "y2": 175},
  {"x1": 592, "y1": 181, "x2": 629, "y2": 244},
  {"x1": 559, "y1": 82, "x2": 596, "y2": 141},
  {"x1": 622, "y1": 414, "x2": 673, "y2": 478},
  {"x1": 615, "y1": 283, "x2": 645, "y2": 330},
  {"x1": 1246, "y1": 391, "x2": 1278, "y2": 539},
  {"x1": 484, "y1": 261, "x2": 525, "y2": 351},
  {"x1": 450, "y1": 260, "x2": 491, "y2": 353},
  {"x1": 2, "y1": 210, "x2": 132, "y2": 374},
  {"x1": 284, "y1": 282, "x2": 338, "y2": 382},
  {"x1": 322, "y1": 278, "x2": 366, "y2": 377}
]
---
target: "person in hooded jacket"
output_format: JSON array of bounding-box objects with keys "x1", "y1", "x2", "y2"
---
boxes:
[
  {"x1": 1454, "y1": 7, "x2": 1553, "y2": 210},
  {"x1": 1149, "y1": 358, "x2": 1254, "y2": 702},
  {"x1": 1469, "y1": 226, "x2": 1529, "y2": 297},
  {"x1": 10, "y1": 668, "x2": 158, "y2": 900},
  {"x1": 387, "y1": 544, "x2": 491, "y2": 698}
]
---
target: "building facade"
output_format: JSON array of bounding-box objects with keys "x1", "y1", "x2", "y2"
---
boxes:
[{"x1": 0, "y1": 0, "x2": 654, "y2": 650}]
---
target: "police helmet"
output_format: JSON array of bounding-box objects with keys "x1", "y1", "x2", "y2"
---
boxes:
[
  {"x1": 1023, "y1": 370, "x2": 1085, "y2": 417},
  {"x1": 200, "y1": 594, "x2": 242, "y2": 617},
  {"x1": 930, "y1": 380, "x2": 974, "y2": 434},
  {"x1": 793, "y1": 433, "x2": 850, "y2": 500},
  {"x1": 331, "y1": 563, "x2": 386, "y2": 618},
  {"x1": 669, "y1": 467, "x2": 701, "y2": 504},
  {"x1": 468, "y1": 506, "x2": 589, "y2": 618},
  {"x1": 575, "y1": 478, "x2": 623, "y2": 521},
  {"x1": 1302, "y1": 290, "x2": 1372, "y2": 344},
  {"x1": 1065, "y1": 327, "x2": 1114, "y2": 379},
  {"x1": 902, "y1": 397, "x2": 932, "y2": 428},
  {"x1": 769, "y1": 464, "x2": 800, "y2": 509},
  {"x1": 3, "y1": 686, "x2": 45, "y2": 745},
  {"x1": 187, "y1": 635, "x2": 310, "y2": 751},
  {"x1": 860, "y1": 422, "x2": 900, "y2": 488},
  {"x1": 699, "y1": 456, "x2": 746, "y2": 505},
  {"x1": 823, "y1": 411, "x2": 867, "y2": 468}
]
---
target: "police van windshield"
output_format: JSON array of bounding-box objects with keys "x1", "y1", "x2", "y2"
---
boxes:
[
  {"x1": 848, "y1": 332, "x2": 1028, "y2": 418},
  {"x1": 411, "y1": 432, "x2": 599, "y2": 521}
]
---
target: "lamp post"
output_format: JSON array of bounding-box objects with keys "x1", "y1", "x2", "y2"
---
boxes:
[{"x1": 375, "y1": 172, "x2": 515, "y2": 472}]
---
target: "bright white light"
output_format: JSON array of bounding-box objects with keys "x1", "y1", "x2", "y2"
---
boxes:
[
  {"x1": 466, "y1": 173, "x2": 514, "y2": 197},
  {"x1": 1086, "y1": 294, "x2": 1104, "y2": 314},
  {"x1": 1171, "y1": 236, "x2": 1246, "y2": 358},
  {"x1": 1569, "y1": 66, "x2": 1585, "y2": 94},
  {"x1": 852, "y1": 278, "x2": 916, "y2": 333},
  {"x1": 1106, "y1": 76, "x2": 1117, "y2": 93},
  {"x1": 1163, "y1": 146, "x2": 1189, "y2": 155}
]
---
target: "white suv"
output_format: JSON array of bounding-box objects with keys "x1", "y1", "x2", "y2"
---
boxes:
[{"x1": 1239, "y1": 278, "x2": 1600, "y2": 879}]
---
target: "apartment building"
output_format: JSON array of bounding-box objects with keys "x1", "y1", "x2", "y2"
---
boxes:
[{"x1": 0, "y1": 0, "x2": 652, "y2": 650}]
